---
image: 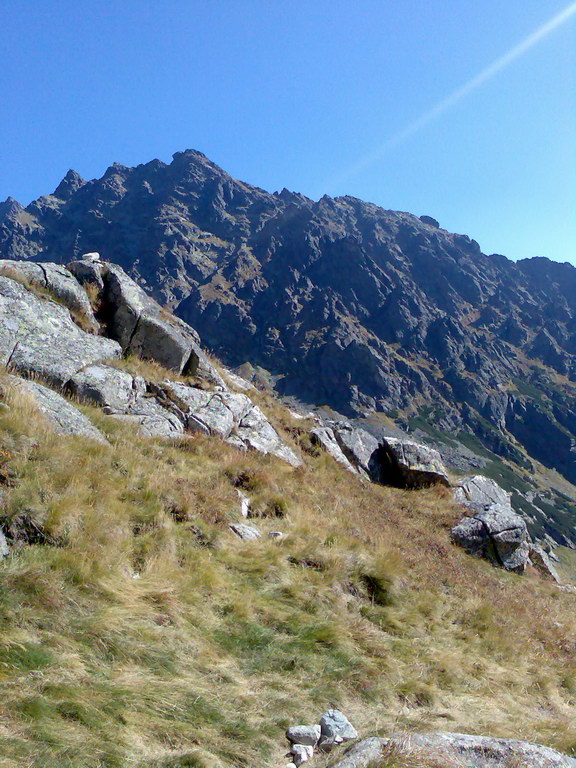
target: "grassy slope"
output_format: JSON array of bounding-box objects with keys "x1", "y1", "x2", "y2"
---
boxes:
[{"x1": 0, "y1": 376, "x2": 576, "y2": 768}]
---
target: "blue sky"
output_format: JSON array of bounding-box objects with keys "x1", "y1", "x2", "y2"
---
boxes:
[{"x1": 1, "y1": 0, "x2": 574, "y2": 263}]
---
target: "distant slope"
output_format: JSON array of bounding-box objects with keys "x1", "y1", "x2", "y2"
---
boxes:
[{"x1": 2, "y1": 150, "x2": 576, "y2": 530}]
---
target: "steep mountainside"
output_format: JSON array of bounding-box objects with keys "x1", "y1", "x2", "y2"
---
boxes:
[
  {"x1": 3, "y1": 150, "x2": 576, "y2": 543},
  {"x1": 1, "y1": 258, "x2": 576, "y2": 768}
]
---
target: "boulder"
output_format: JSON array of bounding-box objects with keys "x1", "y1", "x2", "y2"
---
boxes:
[
  {"x1": 290, "y1": 744, "x2": 314, "y2": 766},
  {"x1": 452, "y1": 505, "x2": 531, "y2": 573},
  {"x1": 109, "y1": 399, "x2": 184, "y2": 439},
  {"x1": 68, "y1": 258, "x2": 225, "y2": 385},
  {"x1": 229, "y1": 523, "x2": 261, "y2": 542},
  {"x1": 67, "y1": 364, "x2": 146, "y2": 412},
  {"x1": 286, "y1": 725, "x2": 321, "y2": 746},
  {"x1": 0, "y1": 260, "x2": 98, "y2": 330},
  {"x1": 529, "y1": 544, "x2": 560, "y2": 583},
  {"x1": 330, "y1": 423, "x2": 379, "y2": 476},
  {"x1": 0, "y1": 275, "x2": 121, "y2": 386},
  {"x1": 368, "y1": 437, "x2": 450, "y2": 488},
  {"x1": 310, "y1": 427, "x2": 358, "y2": 474},
  {"x1": 234, "y1": 403, "x2": 302, "y2": 467},
  {"x1": 328, "y1": 733, "x2": 576, "y2": 768},
  {"x1": 319, "y1": 709, "x2": 357, "y2": 751},
  {"x1": 67, "y1": 257, "x2": 106, "y2": 295},
  {"x1": 3, "y1": 376, "x2": 106, "y2": 443}
]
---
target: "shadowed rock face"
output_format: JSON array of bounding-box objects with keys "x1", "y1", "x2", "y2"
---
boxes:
[{"x1": 4, "y1": 150, "x2": 576, "y2": 488}]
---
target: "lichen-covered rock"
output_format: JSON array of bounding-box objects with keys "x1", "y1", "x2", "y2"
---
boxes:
[
  {"x1": 328, "y1": 733, "x2": 576, "y2": 768},
  {"x1": 4, "y1": 376, "x2": 106, "y2": 443},
  {"x1": 0, "y1": 275, "x2": 121, "y2": 385},
  {"x1": 68, "y1": 364, "x2": 146, "y2": 413},
  {"x1": 368, "y1": 437, "x2": 450, "y2": 488},
  {"x1": 290, "y1": 744, "x2": 314, "y2": 766},
  {"x1": 0, "y1": 260, "x2": 98, "y2": 329},
  {"x1": 68, "y1": 258, "x2": 225, "y2": 385},
  {"x1": 453, "y1": 474, "x2": 511, "y2": 512},
  {"x1": 67, "y1": 365, "x2": 183, "y2": 439},
  {"x1": 310, "y1": 427, "x2": 358, "y2": 474},
  {"x1": 330, "y1": 423, "x2": 379, "y2": 476},
  {"x1": 109, "y1": 398, "x2": 184, "y2": 439}
]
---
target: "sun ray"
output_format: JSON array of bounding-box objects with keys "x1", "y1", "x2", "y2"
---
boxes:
[{"x1": 322, "y1": 2, "x2": 576, "y2": 192}]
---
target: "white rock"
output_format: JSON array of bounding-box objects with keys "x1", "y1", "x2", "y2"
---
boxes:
[
  {"x1": 290, "y1": 744, "x2": 314, "y2": 766},
  {"x1": 237, "y1": 489, "x2": 251, "y2": 518}
]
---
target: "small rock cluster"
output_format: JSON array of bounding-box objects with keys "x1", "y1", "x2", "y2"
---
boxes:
[{"x1": 284, "y1": 709, "x2": 357, "y2": 766}]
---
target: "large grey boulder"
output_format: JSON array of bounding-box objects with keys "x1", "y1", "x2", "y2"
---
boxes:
[
  {"x1": 108, "y1": 399, "x2": 184, "y2": 439},
  {"x1": 368, "y1": 437, "x2": 450, "y2": 488},
  {"x1": 310, "y1": 427, "x2": 358, "y2": 474},
  {"x1": 330, "y1": 423, "x2": 378, "y2": 477},
  {"x1": 159, "y1": 381, "x2": 302, "y2": 467},
  {"x1": 319, "y1": 709, "x2": 358, "y2": 752},
  {"x1": 68, "y1": 260, "x2": 224, "y2": 384},
  {"x1": 234, "y1": 403, "x2": 302, "y2": 467},
  {"x1": 3, "y1": 376, "x2": 106, "y2": 443},
  {"x1": 67, "y1": 364, "x2": 146, "y2": 413},
  {"x1": 452, "y1": 475, "x2": 531, "y2": 573},
  {"x1": 0, "y1": 275, "x2": 121, "y2": 386},
  {"x1": 0, "y1": 260, "x2": 98, "y2": 330},
  {"x1": 329, "y1": 733, "x2": 576, "y2": 768}
]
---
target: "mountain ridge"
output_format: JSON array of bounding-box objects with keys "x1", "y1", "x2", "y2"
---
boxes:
[{"x1": 2, "y1": 149, "x2": 576, "y2": 548}]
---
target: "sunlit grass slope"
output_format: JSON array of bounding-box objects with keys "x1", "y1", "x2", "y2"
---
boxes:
[{"x1": 0, "y1": 372, "x2": 576, "y2": 768}]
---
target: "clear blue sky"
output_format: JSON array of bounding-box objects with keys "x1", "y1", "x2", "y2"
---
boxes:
[{"x1": 1, "y1": 1, "x2": 574, "y2": 263}]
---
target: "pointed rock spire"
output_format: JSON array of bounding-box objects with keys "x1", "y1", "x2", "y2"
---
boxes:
[
  {"x1": 0, "y1": 196, "x2": 24, "y2": 222},
  {"x1": 53, "y1": 169, "x2": 86, "y2": 200}
]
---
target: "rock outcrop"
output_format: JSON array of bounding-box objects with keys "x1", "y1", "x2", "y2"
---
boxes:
[
  {"x1": 0, "y1": 258, "x2": 302, "y2": 466},
  {"x1": 329, "y1": 733, "x2": 576, "y2": 768},
  {"x1": 0, "y1": 274, "x2": 121, "y2": 385},
  {"x1": 367, "y1": 437, "x2": 449, "y2": 488},
  {"x1": 2, "y1": 376, "x2": 106, "y2": 443},
  {"x1": 67, "y1": 258, "x2": 224, "y2": 385}
]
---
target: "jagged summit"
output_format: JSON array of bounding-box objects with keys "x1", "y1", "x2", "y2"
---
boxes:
[{"x1": 53, "y1": 169, "x2": 86, "y2": 200}]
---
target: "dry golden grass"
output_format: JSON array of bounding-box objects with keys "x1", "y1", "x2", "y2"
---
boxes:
[{"x1": 0, "y1": 370, "x2": 575, "y2": 767}]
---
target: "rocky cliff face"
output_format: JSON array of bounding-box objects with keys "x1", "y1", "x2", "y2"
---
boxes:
[{"x1": 2, "y1": 150, "x2": 576, "y2": 525}]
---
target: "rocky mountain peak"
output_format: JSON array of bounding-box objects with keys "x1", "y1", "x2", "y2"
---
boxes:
[
  {"x1": 0, "y1": 196, "x2": 24, "y2": 222},
  {"x1": 53, "y1": 169, "x2": 86, "y2": 200}
]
